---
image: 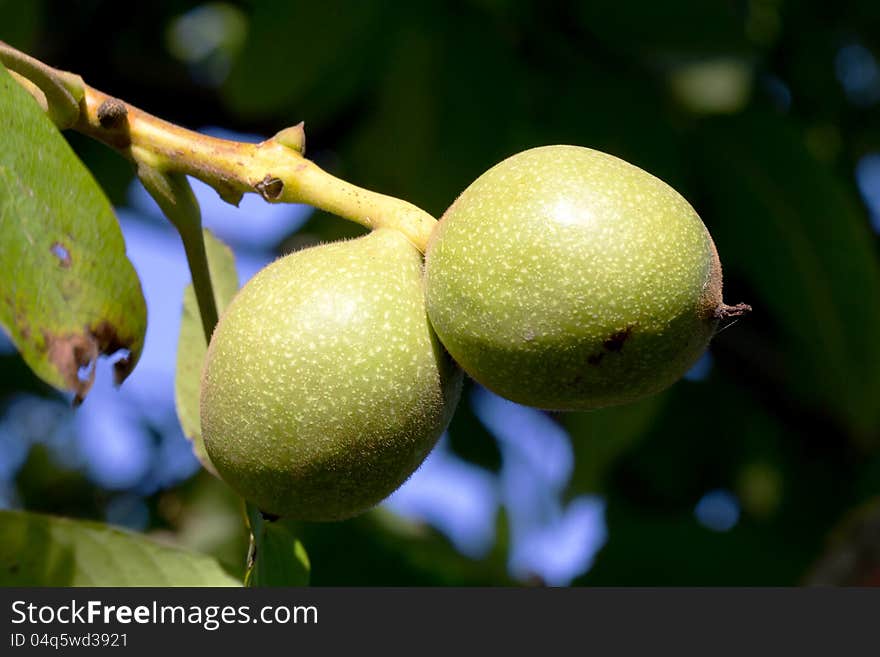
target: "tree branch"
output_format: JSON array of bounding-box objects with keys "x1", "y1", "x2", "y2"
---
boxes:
[{"x1": 1, "y1": 41, "x2": 438, "y2": 252}]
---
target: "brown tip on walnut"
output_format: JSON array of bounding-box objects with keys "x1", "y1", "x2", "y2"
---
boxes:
[{"x1": 714, "y1": 302, "x2": 752, "y2": 320}]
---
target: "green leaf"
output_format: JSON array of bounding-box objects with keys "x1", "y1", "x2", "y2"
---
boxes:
[
  {"x1": 694, "y1": 111, "x2": 880, "y2": 440},
  {"x1": 0, "y1": 1, "x2": 44, "y2": 52},
  {"x1": 581, "y1": 500, "x2": 811, "y2": 586},
  {"x1": 222, "y1": 1, "x2": 390, "y2": 121},
  {"x1": 574, "y1": 0, "x2": 754, "y2": 59},
  {"x1": 806, "y1": 498, "x2": 880, "y2": 586},
  {"x1": 347, "y1": 15, "x2": 530, "y2": 216},
  {"x1": 0, "y1": 62, "x2": 146, "y2": 403},
  {"x1": 447, "y1": 380, "x2": 502, "y2": 472},
  {"x1": 245, "y1": 508, "x2": 310, "y2": 587},
  {"x1": 562, "y1": 390, "x2": 670, "y2": 495},
  {"x1": 294, "y1": 510, "x2": 512, "y2": 586},
  {"x1": 0, "y1": 510, "x2": 240, "y2": 586},
  {"x1": 579, "y1": 373, "x2": 861, "y2": 585},
  {"x1": 174, "y1": 229, "x2": 239, "y2": 475}
]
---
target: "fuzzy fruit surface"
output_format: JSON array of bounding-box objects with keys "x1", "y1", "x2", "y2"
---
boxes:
[
  {"x1": 201, "y1": 229, "x2": 462, "y2": 521},
  {"x1": 425, "y1": 145, "x2": 723, "y2": 410}
]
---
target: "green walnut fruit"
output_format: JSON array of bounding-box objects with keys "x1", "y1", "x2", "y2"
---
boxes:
[
  {"x1": 425, "y1": 145, "x2": 746, "y2": 410},
  {"x1": 201, "y1": 228, "x2": 462, "y2": 521}
]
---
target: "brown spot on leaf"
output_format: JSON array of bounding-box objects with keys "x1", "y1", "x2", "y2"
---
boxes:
[
  {"x1": 45, "y1": 330, "x2": 98, "y2": 405},
  {"x1": 603, "y1": 325, "x2": 633, "y2": 353},
  {"x1": 44, "y1": 321, "x2": 138, "y2": 406},
  {"x1": 587, "y1": 352, "x2": 604, "y2": 366},
  {"x1": 92, "y1": 320, "x2": 137, "y2": 385},
  {"x1": 10, "y1": 302, "x2": 32, "y2": 342},
  {"x1": 50, "y1": 242, "x2": 71, "y2": 268}
]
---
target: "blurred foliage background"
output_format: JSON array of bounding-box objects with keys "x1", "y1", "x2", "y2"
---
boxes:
[{"x1": 1, "y1": 0, "x2": 880, "y2": 585}]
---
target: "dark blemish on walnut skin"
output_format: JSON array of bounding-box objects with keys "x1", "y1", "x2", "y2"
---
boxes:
[
  {"x1": 50, "y1": 242, "x2": 71, "y2": 268},
  {"x1": 603, "y1": 325, "x2": 633, "y2": 353},
  {"x1": 587, "y1": 325, "x2": 634, "y2": 365}
]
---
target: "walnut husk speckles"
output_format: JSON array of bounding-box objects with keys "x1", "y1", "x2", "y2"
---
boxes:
[
  {"x1": 425, "y1": 145, "x2": 748, "y2": 410},
  {"x1": 200, "y1": 229, "x2": 462, "y2": 521}
]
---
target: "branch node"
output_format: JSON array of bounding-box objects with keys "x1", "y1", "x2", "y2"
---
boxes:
[
  {"x1": 96, "y1": 97, "x2": 128, "y2": 128},
  {"x1": 273, "y1": 122, "x2": 306, "y2": 155},
  {"x1": 255, "y1": 174, "x2": 284, "y2": 201}
]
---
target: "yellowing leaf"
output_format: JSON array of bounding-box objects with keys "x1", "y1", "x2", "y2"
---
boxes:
[{"x1": 0, "y1": 63, "x2": 146, "y2": 402}]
